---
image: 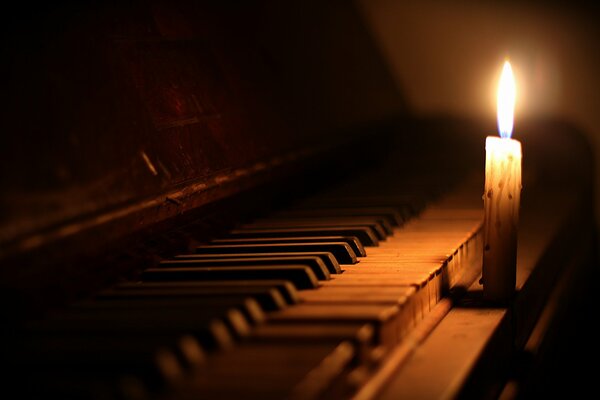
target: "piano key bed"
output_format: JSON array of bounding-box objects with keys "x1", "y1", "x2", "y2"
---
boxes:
[
  {"x1": 8, "y1": 166, "x2": 591, "y2": 400},
  {"x1": 9, "y1": 164, "x2": 486, "y2": 400}
]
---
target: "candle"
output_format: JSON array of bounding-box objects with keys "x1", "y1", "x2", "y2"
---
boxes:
[{"x1": 482, "y1": 60, "x2": 522, "y2": 303}]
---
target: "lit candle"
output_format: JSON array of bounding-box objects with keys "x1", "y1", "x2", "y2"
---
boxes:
[{"x1": 482, "y1": 60, "x2": 522, "y2": 303}]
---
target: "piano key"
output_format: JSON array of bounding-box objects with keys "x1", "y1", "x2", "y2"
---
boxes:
[
  {"x1": 142, "y1": 265, "x2": 319, "y2": 289},
  {"x1": 35, "y1": 307, "x2": 242, "y2": 350},
  {"x1": 174, "y1": 252, "x2": 341, "y2": 274},
  {"x1": 14, "y1": 336, "x2": 186, "y2": 397},
  {"x1": 176, "y1": 334, "x2": 207, "y2": 369},
  {"x1": 19, "y1": 334, "x2": 179, "y2": 368},
  {"x1": 228, "y1": 226, "x2": 379, "y2": 246},
  {"x1": 244, "y1": 218, "x2": 388, "y2": 240},
  {"x1": 19, "y1": 370, "x2": 160, "y2": 400},
  {"x1": 160, "y1": 255, "x2": 331, "y2": 280},
  {"x1": 250, "y1": 323, "x2": 373, "y2": 344},
  {"x1": 23, "y1": 375, "x2": 147, "y2": 400},
  {"x1": 249, "y1": 323, "x2": 375, "y2": 364},
  {"x1": 318, "y1": 279, "x2": 429, "y2": 322},
  {"x1": 274, "y1": 207, "x2": 404, "y2": 226},
  {"x1": 98, "y1": 286, "x2": 287, "y2": 311},
  {"x1": 291, "y1": 341, "x2": 357, "y2": 400},
  {"x1": 8, "y1": 161, "x2": 486, "y2": 400},
  {"x1": 177, "y1": 342, "x2": 355, "y2": 399},
  {"x1": 268, "y1": 304, "x2": 401, "y2": 347},
  {"x1": 18, "y1": 329, "x2": 207, "y2": 380},
  {"x1": 321, "y1": 274, "x2": 429, "y2": 287},
  {"x1": 195, "y1": 242, "x2": 357, "y2": 264},
  {"x1": 298, "y1": 285, "x2": 415, "y2": 305},
  {"x1": 341, "y1": 265, "x2": 440, "y2": 277},
  {"x1": 15, "y1": 346, "x2": 190, "y2": 399},
  {"x1": 74, "y1": 296, "x2": 266, "y2": 325},
  {"x1": 115, "y1": 280, "x2": 300, "y2": 305},
  {"x1": 297, "y1": 285, "x2": 420, "y2": 338},
  {"x1": 211, "y1": 235, "x2": 367, "y2": 257}
]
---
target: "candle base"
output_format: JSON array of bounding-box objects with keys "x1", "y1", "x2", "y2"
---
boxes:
[
  {"x1": 482, "y1": 227, "x2": 518, "y2": 304},
  {"x1": 482, "y1": 274, "x2": 516, "y2": 305}
]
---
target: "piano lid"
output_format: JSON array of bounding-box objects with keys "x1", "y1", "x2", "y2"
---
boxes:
[{"x1": 0, "y1": 1, "x2": 405, "y2": 259}]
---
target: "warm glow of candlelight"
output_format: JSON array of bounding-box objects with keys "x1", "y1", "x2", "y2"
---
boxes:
[
  {"x1": 497, "y1": 60, "x2": 516, "y2": 138},
  {"x1": 483, "y1": 59, "x2": 522, "y2": 303}
]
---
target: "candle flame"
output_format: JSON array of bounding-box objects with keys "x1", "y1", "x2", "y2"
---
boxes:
[{"x1": 497, "y1": 60, "x2": 516, "y2": 138}]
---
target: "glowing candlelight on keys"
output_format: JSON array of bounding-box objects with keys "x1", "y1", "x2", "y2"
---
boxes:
[{"x1": 482, "y1": 60, "x2": 522, "y2": 303}]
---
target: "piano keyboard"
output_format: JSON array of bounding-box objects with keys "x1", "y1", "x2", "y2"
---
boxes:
[{"x1": 10, "y1": 170, "x2": 484, "y2": 399}]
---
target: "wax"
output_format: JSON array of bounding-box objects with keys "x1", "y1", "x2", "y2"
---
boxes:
[{"x1": 482, "y1": 136, "x2": 521, "y2": 302}]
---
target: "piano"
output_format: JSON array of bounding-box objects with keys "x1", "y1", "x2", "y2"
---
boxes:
[{"x1": 1, "y1": 1, "x2": 596, "y2": 399}]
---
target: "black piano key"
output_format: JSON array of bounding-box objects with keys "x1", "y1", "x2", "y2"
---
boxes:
[
  {"x1": 195, "y1": 243, "x2": 357, "y2": 265},
  {"x1": 173, "y1": 252, "x2": 340, "y2": 274},
  {"x1": 243, "y1": 218, "x2": 388, "y2": 240},
  {"x1": 160, "y1": 256, "x2": 331, "y2": 280},
  {"x1": 73, "y1": 297, "x2": 266, "y2": 326},
  {"x1": 19, "y1": 333, "x2": 178, "y2": 369},
  {"x1": 15, "y1": 359, "x2": 174, "y2": 399},
  {"x1": 211, "y1": 236, "x2": 367, "y2": 257},
  {"x1": 98, "y1": 286, "x2": 287, "y2": 311},
  {"x1": 18, "y1": 371, "x2": 151, "y2": 400},
  {"x1": 142, "y1": 265, "x2": 319, "y2": 290},
  {"x1": 13, "y1": 333, "x2": 198, "y2": 395},
  {"x1": 176, "y1": 334, "x2": 207, "y2": 369},
  {"x1": 227, "y1": 227, "x2": 379, "y2": 247},
  {"x1": 115, "y1": 280, "x2": 300, "y2": 305},
  {"x1": 27, "y1": 314, "x2": 235, "y2": 352}
]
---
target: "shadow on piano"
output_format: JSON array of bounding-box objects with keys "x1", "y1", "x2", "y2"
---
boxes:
[{"x1": 0, "y1": 1, "x2": 597, "y2": 399}]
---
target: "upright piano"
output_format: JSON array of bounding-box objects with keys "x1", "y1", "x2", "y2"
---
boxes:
[{"x1": 1, "y1": 1, "x2": 596, "y2": 399}]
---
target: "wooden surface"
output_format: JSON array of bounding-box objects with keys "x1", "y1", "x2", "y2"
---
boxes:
[
  {"x1": 368, "y1": 185, "x2": 590, "y2": 400},
  {"x1": 0, "y1": 0, "x2": 404, "y2": 257},
  {"x1": 5, "y1": 150, "x2": 592, "y2": 399}
]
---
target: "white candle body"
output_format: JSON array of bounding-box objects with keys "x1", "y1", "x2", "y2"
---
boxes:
[{"x1": 483, "y1": 136, "x2": 522, "y2": 302}]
